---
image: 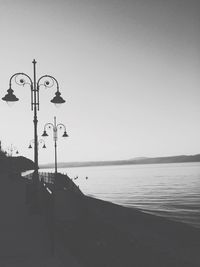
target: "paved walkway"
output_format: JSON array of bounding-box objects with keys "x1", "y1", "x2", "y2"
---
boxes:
[{"x1": 0, "y1": 173, "x2": 81, "y2": 267}]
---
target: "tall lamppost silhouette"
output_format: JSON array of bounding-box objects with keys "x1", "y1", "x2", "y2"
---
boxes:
[
  {"x1": 42, "y1": 116, "x2": 68, "y2": 175},
  {"x1": 2, "y1": 60, "x2": 66, "y2": 188}
]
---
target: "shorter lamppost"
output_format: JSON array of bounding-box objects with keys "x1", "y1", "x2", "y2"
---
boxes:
[
  {"x1": 7, "y1": 144, "x2": 19, "y2": 157},
  {"x1": 42, "y1": 116, "x2": 68, "y2": 175},
  {"x1": 28, "y1": 139, "x2": 46, "y2": 150}
]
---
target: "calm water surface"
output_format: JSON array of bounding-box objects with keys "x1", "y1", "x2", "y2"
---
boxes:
[{"x1": 40, "y1": 163, "x2": 200, "y2": 228}]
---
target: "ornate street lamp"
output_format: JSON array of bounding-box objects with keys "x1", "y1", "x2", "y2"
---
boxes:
[
  {"x1": 28, "y1": 139, "x2": 46, "y2": 149},
  {"x1": 2, "y1": 60, "x2": 66, "y2": 188},
  {"x1": 7, "y1": 144, "x2": 19, "y2": 157},
  {"x1": 42, "y1": 116, "x2": 68, "y2": 175}
]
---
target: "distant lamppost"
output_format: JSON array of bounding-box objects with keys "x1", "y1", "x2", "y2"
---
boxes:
[
  {"x1": 2, "y1": 60, "x2": 66, "y2": 188},
  {"x1": 28, "y1": 139, "x2": 46, "y2": 149},
  {"x1": 42, "y1": 116, "x2": 68, "y2": 175},
  {"x1": 7, "y1": 144, "x2": 19, "y2": 157},
  {"x1": 0, "y1": 141, "x2": 6, "y2": 156}
]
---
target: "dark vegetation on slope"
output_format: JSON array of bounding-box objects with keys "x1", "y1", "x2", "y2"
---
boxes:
[{"x1": 0, "y1": 152, "x2": 35, "y2": 173}]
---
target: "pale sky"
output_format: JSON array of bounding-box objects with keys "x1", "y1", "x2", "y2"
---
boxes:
[{"x1": 0, "y1": 0, "x2": 199, "y2": 164}]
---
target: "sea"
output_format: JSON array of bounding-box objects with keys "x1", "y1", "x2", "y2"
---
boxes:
[{"x1": 37, "y1": 162, "x2": 200, "y2": 228}]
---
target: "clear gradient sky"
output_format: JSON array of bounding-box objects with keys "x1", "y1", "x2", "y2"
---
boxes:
[{"x1": 0, "y1": 0, "x2": 199, "y2": 164}]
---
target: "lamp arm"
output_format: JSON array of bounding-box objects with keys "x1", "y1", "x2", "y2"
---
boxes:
[
  {"x1": 44, "y1": 122, "x2": 54, "y2": 132},
  {"x1": 37, "y1": 75, "x2": 59, "y2": 92},
  {"x1": 9, "y1": 72, "x2": 33, "y2": 88},
  {"x1": 38, "y1": 139, "x2": 45, "y2": 145},
  {"x1": 29, "y1": 139, "x2": 35, "y2": 145},
  {"x1": 57, "y1": 123, "x2": 67, "y2": 132}
]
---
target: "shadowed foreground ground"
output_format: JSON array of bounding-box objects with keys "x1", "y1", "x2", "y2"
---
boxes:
[
  {"x1": 0, "y1": 171, "x2": 200, "y2": 267},
  {"x1": 0, "y1": 173, "x2": 80, "y2": 267},
  {"x1": 55, "y1": 191, "x2": 200, "y2": 267}
]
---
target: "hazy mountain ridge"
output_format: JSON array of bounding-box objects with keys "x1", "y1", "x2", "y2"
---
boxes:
[{"x1": 40, "y1": 154, "x2": 200, "y2": 169}]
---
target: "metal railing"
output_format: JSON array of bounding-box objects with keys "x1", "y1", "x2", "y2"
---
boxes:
[
  {"x1": 23, "y1": 171, "x2": 83, "y2": 195},
  {"x1": 23, "y1": 170, "x2": 83, "y2": 255},
  {"x1": 23, "y1": 171, "x2": 55, "y2": 184}
]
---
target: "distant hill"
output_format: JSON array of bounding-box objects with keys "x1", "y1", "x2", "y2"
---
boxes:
[{"x1": 40, "y1": 154, "x2": 200, "y2": 169}]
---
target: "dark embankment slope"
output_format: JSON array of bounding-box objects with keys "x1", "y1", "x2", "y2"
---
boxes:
[
  {"x1": 0, "y1": 156, "x2": 35, "y2": 172},
  {"x1": 55, "y1": 188, "x2": 200, "y2": 267}
]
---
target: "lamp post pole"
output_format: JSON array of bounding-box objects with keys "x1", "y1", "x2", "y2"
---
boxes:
[
  {"x1": 2, "y1": 60, "x2": 66, "y2": 189},
  {"x1": 54, "y1": 117, "x2": 58, "y2": 174},
  {"x1": 42, "y1": 116, "x2": 68, "y2": 176},
  {"x1": 33, "y1": 60, "x2": 39, "y2": 182}
]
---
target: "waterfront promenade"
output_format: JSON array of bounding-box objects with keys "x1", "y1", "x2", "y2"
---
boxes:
[
  {"x1": 0, "y1": 169, "x2": 200, "y2": 267},
  {"x1": 0, "y1": 172, "x2": 81, "y2": 267}
]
